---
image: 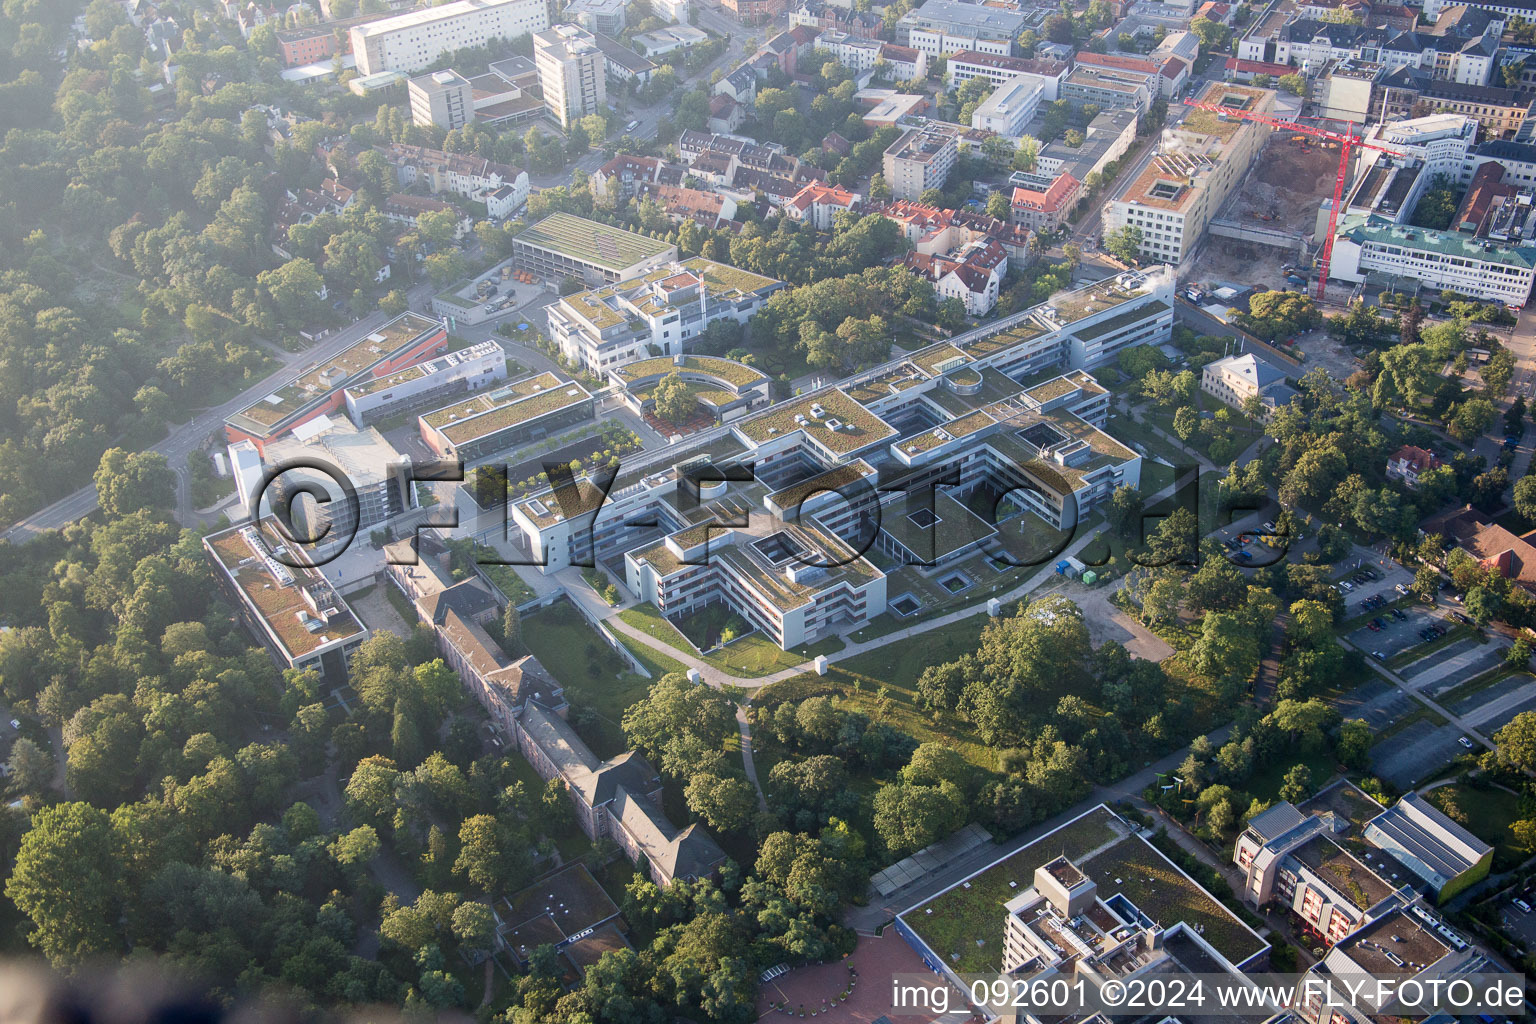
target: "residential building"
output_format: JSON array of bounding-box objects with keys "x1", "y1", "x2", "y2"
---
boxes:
[
  {"x1": 535, "y1": 24, "x2": 607, "y2": 129},
  {"x1": 351, "y1": 0, "x2": 549, "y2": 77},
  {"x1": 1010, "y1": 171, "x2": 1082, "y2": 232},
  {"x1": 225, "y1": 312, "x2": 450, "y2": 452},
  {"x1": 408, "y1": 69, "x2": 473, "y2": 130},
  {"x1": 883, "y1": 123, "x2": 961, "y2": 200},
  {"x1": 203, "y1": 519, "x2": 368, "y2": 680},
  {"x1": 969, "y1": 74, "x2": 1043, "y2": 138},
  {"x1": 1103, "y1": 83, "x2": 1276, "y2": 264},
  {"x1": 790, "y1": 1, "x2": 883, "y2": 39},
  {"x1": 1385, "y1": 444, "x2": 1443, "y2": 488},
  {"x1": 463, "y1": 71, "x2": 545, "y2": 128},
  {"x1": 564, "y1": 0, "x2": 627, "y2": 35},
  {"x1": 946, "y1": 51, "x2": 1069, "y2": 100},
  {"x1": 513, "y1": 212, "x2": 678, "y2": 286},
  {"x1": 503, "y1": 273, "x2": 1172, "y2": 650},
  {"x1": 905, "y1": 237, "x2": 1007, "y2": 314},
  {"x1": 638, "y1": 183, "x2": 737, "y2": 228},
  {"x1": 593, "y1": 32, "x2": 657, "y2": 87},
  {"x1": 784, "y1": 181, "x2": 860, "y2": 230},
  {"x1": 895, "y1": 0, "x2": 1026, "y2": 57},
  {"x1": 719, "y1": 0, "x2": 786, "y2": 23},
  {"x1": 1201, "y1": 352, "x2": 1299, "y2": 422},
  {"x1": 650, "y1": 0, "x2": 689, "y2": 21},
  {"x1": 375, "y1": 143, "x2": 530, "y2": 218},
  {"x1": 590, "y1": 154, "x2": 684, "y2": 203},
  {"x1": 1364, "y1": 792, "x2": 1493, "y2": 900},
  {"x1": 1380, "y1": 69, "x2": 1527, "y2": 137},
  {"x1": 814, "y1": 30, "x2": 883, "y2": 74},
  {"x1": 419, "y1": 371, "x2": 595, "y2": 461},
  {"x1": 546, "y1": 258, "x2": 784, "y2": 371},
  {"x1": 343, "y1": 340, "x2": 508, "y2": 426},
  {"x1": 877, "y1": 43, "x2": 927, "y2": 82},
  {"x1": 874, "y1": 199, "x2": 1033, "y2": 263}
]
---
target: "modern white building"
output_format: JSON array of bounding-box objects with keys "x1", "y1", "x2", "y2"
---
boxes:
[
  {"x1": 969, "y1": 74, "x2": 1044, "y2": 139},
  {"x1": 343, "y1": 340, "x2": 508, "y2": 425},
  {"x1": 546, "y1": 258, "x2": 784, "y2": 371},
  {"x1": 535, "y1": 23, "x2": 607, "y2": 129},
  {"x1": 351, "y1": 0, "x2": 550, "y2": 77},
  {"x1": 894, "y1": 0, "x2": 1026, "y2": 56},
  {"x1": 564, "y1": 0, "x2": 628, "y2": 36},
  {"x1": 1329, "y1": 209, "x2": 1536, "y2": 304},
  {"x1": 1103, "y1": 83, "x2": 1275, "y2": 264}
]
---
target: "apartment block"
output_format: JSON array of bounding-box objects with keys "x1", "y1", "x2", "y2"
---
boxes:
[
  {"x1": 546, "y1": 257, "x2": 784, "y2": 372},
  {"x1": 1103, "y1": 83, "x2": 1275, "y2": 265},
  {"x1": 351, "y1": 0, "x2": 550, "y2": 77},
  {"x1": 883, "y1": 123, "x2": 960, "y2": 201},
  {"x1": 535, "y1": 24, "x2": 607, "y2": 130}
]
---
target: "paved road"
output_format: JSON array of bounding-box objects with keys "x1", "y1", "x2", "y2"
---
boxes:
[{"x1": 1, "y1": 282, "x2": 440, "y2": 545}]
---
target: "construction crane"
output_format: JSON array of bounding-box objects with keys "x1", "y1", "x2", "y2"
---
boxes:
[{"x1": 1181, "y1": 98, "x2": 1406, "y2": 302}]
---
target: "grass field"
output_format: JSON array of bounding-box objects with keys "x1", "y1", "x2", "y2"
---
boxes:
[
  {"x1": 522, "y1": 601, "x2": 652, "y2": 757},
  {"x1": 1423, "y1": 782, "x2": 1529, "y2": 870},
  {"x1": 905, "y1": 808, "x2": 1123, "y2": 973},
  {"x1": 618, "y1": 603, "x2": 842, "y2": 678}
]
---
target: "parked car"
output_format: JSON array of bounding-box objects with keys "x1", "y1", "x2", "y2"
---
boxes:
[
  {"x1": 1513, "y1": 898, "x2": 1531, "y2": 913},
  {"x1": 1396, "y1": 583, "x2": 1410, "y2": 594},
  {"x1": 1372, "y1": 651, "x2": 1386, "y2": 660},
  {"x1": 1392, "y1": 608, "x2": 1407, "y2": 621},
  {"x1": 625, "y1": 119, "x2": 641, "y2": 133},
  {"x1": 1453, "y1": 611, "x2": 1471, "y2": 624},
  {"x1": 1460, "y1": 736, "x2": 1475, "y2": 750}
]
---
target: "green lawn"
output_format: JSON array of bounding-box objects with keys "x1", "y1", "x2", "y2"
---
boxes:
[
  {"x1": 906, "y1": 808, "x2": 1122, "y2": 973},
  {"x1": 1423, "y1": 782, "x2": 1530, "y2": 870},
  {"x1": 522, "y1": 601, "x2": 652, "y2": 757},
  {"x1": 617, "y1": 602, "x2": 841, "y2": 678},
  {"x1": 480, "y1": 563, "x2": 536, "y2": 605},
  {"x1": 1243, "y1": 747, "x2": 1341, "y2": 806}
]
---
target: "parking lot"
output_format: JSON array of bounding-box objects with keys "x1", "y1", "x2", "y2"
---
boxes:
[
  {"x1": 1332, "y1": 678, "x2": 1414, "y2": 733},
  {"x1": 1335, "y1": 559, "x2": 1414, "y2": 612},
  {"x1": 1346, "y1": 602, "x2": 1441, "y2": 662},
  {"x1": 1370, "y1": 717, "x2": 1468, "y2": 790},
  {"x1": 1453, "y1": 673, "x2": 1536, "y2": 733},
  {"x1": 1399, "y1": 636, "x2": 1507, "y2": 697},
  {"x1": 1496, "y1": 887, "x2": 1536, "y2": 953}
]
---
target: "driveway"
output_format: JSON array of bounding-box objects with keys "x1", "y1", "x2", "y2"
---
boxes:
[{"x1": 1074, "y1": 585, "x2": 1174, "y2": 661}]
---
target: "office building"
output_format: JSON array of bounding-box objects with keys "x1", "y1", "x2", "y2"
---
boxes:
[
  {"x1": 895, "y1": 0, "x2": 1026, "y2": 56},
  {"x1": 969, "y1": 74, "x2": 1044, "y2": 138},
  {"x1": 204, "y1": 520, "x2": 368, "y2": 680},
  {"x1": 408, "y1": 69, "x2": 473, "y2": 130},
  {"x1": 547, "y1": 257, "x2": 783, "y2": 371},
  {"x1": 946, "y1": 51, "x2": 1068, "y2": 98},
  {"x1": 513, "y1": 212, "x2": 677, "y2": 285},
  {"x1": 1201, "y1": 352, "x2": 1299, "y2": 422},
  {"x1": 535, "y1": 24, "x2": 608, "y2": 129},
  {"x1": 1103, "y1": 83, "x2": 1275, "y2": 264},
  {"x1": 418, "y1": 371, "x2": 596, "y2": 461},
  {"x1": 351, "y1": 0, "x2": 550, "y2": 77},
  {"x1": 1364, "y1": 792, "x2": 1494, "y2": 900},
  {"x1": 343, "y1": 340, "x2": 508, "y2": 425},
  {"x1": 564, "y1": 0, "x2": 628, "y2": 35}
]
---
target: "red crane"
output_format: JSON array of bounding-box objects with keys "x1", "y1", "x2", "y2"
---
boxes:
[{"x1": 1182, "y1": 98, "x2": 1405, "y2": 302}]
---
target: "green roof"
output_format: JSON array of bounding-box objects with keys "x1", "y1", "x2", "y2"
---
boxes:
[
  {"x1": 515, "y1": 212, "x2": 674, "y2": 271},
  {"x1": 879, "y1": 490, "x2": 996, "y2": 561},
  {"x1": 1071, "y1": 300, "x2": 1171, "y2": 341},
  {"x1": 735, "y1": 388, "x2": 898, "y2": 455},
  {"x1": 614, "y1": 355, "x2": 768, "y2": 390},
  {"x1": 1340, "y1": 213, "x2": 1536, "y2": 269},
  {"x1": 421, "y1": 372, "x2": 592, "y2": 445}
]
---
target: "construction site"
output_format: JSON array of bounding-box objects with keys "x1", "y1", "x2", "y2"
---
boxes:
[{"x1": 1185, "y1": 129, "x2": 1346, "y2": 295}]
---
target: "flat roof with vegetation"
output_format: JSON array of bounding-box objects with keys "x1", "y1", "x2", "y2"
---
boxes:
[
  {"x1": 515, "y1": 212, "x2": 674, "y2": 271},
  {"x1": 231, "y1": 312, "x2": 442, "y2": 431},
  {"x1": 422, "y1": 371, "x2": 591, "y2": 444},
  {"x1": 735, "y1": 388, "x2": 898, "y2": 455},
  {"x1": 614, "y1": 355, "x2": 768, "y2": 390}
]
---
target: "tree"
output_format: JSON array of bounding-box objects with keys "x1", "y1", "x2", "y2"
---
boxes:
[
  {"x1": 1190, "y1": 15, "x2": 1231, "y2": 51},
  {"x1": 455, "y1": 814, "x2": 520, "y2": 894},
  {"x1": 651, "y1": 370, "x2": 695, "y2": 424},
  {"x1": 872, "y1": 783, "x2": 963, "y2": 855},
  {"x1": 622, "y1": 672, "x2": 736, "y2": 762},
  {"x1": 1448, "y1": 397, "x2": 1496, "y2": 443},
  {"x1": 503, "y1": 601, "x2": 523, "y2": 655},
  {"x1": 1465, "y1": 584, "x2": 1501, "y2": 626},
  {"x1": 6, "y1": 803, "x2": 122, "y2": 965},
  {"x1": 1173, "y1": 405, "x2": 1199, "y2": 445},
  {"x1": 7, "y1": 736, "x2": 52, "y2": 797},
  {"x1": 986, "y1": 191, "x2": 1011, "y2": 221},
  {"x1": 452, "y1": 901, "x2": 497, "y2": 957},
  {"x1": 1103, "y1": 225, "x2": 1143, "y2": 263},
  {"x1": 1012, "y1": 136, "x2": 1039, "y2": 172},
  {"x1": 684, "y1": 773, "x2": 757, "y2": 833},
  {"x1": 94, "y1": 448, "x2": 173, "y2": 518},
  {"x1": 1504, "y1": 59, "x2": 1527, "y2": 89},
  {"x1": 1335, "y1": 719, "x2": 1372, "y2": 769},
  {"x1": 1496, "y1": 710, "x2": 1536, "y2": 771},
  {"x1": 1042, "y1": 13, "x2": 1073, "y2": 43},
  {"x1": 1278, "y1": 73, "x2": 1306, "y2": 95},
  {"x1": 1279, "y1": 763, "x2": 1313, "y2": 803},
  {"x1": 424, "y1": 249, "x2": 468, "y2": 287}
]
